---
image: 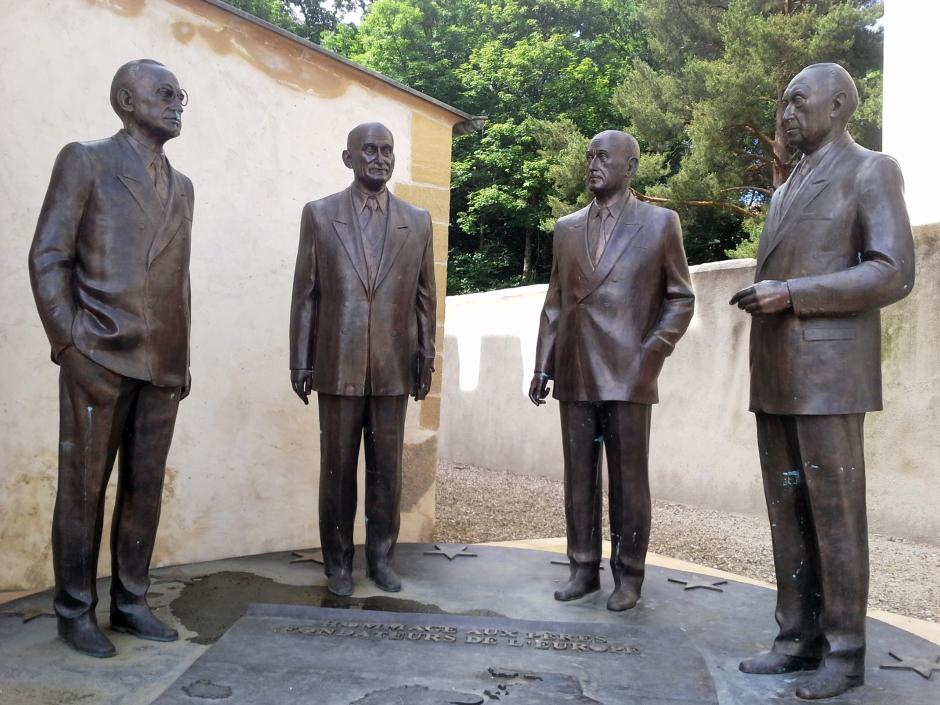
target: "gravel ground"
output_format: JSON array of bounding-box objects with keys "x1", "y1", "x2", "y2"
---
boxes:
[{"x1": 434, "y1": 462, "x2": 939, "y2": 622}]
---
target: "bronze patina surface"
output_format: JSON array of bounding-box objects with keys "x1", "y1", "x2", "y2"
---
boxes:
[
  {"x1": 28, "y1": 59, "x2": 194, "y2": 658},
  {"x1": 530, "y1": 130, "x2": 694, "y2": 613},
  {"x1": 289, "y1": 123, "x2": 436, "y2": 597},
  {"x1": 731, "y1": 62, "x2": 915, "y2": 701}
]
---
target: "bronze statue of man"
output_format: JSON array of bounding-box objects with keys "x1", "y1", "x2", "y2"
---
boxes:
[
  {"x1": 290, "y1": 123, "x2": 436, "y2": 597},
  {"x1": 731, "y1": 63, "x2": 914, "y2": 700},
  {"x1": 530, "y1": 130, "x2": 694, "y2": 612},
  {"x1": 28, "y1": 59, "x2": 193, "y2": 658}
]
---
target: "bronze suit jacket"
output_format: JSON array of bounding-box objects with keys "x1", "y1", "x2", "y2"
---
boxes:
[
  {"x1": 29, "y1": 131, "x2": 194, "y2": 388},
  {"x1": 750, "y1": 132, "x2": 914, "y2": 415},
  {"x1": 535, "y1": 196, "x2": 694, "y2": 403},
  {"x1": 289, "y1": 187, "x2": 436, "y2": 397}
]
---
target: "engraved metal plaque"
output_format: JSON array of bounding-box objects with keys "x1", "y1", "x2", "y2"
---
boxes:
[{"x1": 152, "y1": 604, "x2": 718, "y2": 704}]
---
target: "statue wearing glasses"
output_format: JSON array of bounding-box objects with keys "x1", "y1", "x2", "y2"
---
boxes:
[{"x1": 28, "y1": 59, "x2": 193, "y2": 658}]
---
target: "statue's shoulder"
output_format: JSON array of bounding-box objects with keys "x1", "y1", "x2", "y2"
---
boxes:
[
  {"x1": 306, "y1": 189, "x2": 348, "y2": 215},
  {"x1": 56, "y1": 134, "x2": 119, "y2": 165},
  {"x1": 556, "y1": 203, "x2": 591, "y2": 231},
  {"x1": 389, "y1": 191, "x2": 429, "y2": 222},
  {"x1": 824, "y1": 135, "x2": 895, "y2": 178},
  {"x1": 850, "y1": 145, "x2": 905, "y2": 197},
  {"x1": 73, "y1": 135, "x2": 119, "y2": 154},
  {"x1": 635, "y1": 197, "x2": 679, "y2": 228},
  {"x1": 830, "y1": 136, "x2": 902, "y2": 193},
  {"x1": 48, "y1": 136, "x2": 123, "y2": 182},
  {"x1": 853, "y1": 142, "x2": 900, "y2": 171}
]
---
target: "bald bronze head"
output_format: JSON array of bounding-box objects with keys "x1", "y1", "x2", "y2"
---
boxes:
[
  {"x1": 343, "y1": 122, "x2": 395, "y2": 193},
  {"x1": 782, "y1": 63, "x2": 858, "y2": 154},
  {"x1": 110, "y1": 59, "x2": 186, "y2": 147},
  {"x1": 585, "y1": 130, "x2": 640, "y2": 200}
]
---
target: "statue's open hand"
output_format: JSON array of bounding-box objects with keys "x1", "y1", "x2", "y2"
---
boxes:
[
  {"x1": 528, "y1": 373, "x2": 552, "y2": 406},
  {"x1": 291, "y1": 369, "x2": 313, "y2": 405},
  {"x1": 729, "y1": 280, "x2": 791, "y2": 315}
]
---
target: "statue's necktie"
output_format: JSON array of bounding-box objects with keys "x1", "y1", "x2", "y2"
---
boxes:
[
  {"x1": 592, "y1": 207, "x2": 615, "y2": 267},
  {"x1": 362, "y1": 196, "x2": 384, "y2": 281},
  {"x1": 151, "y1": 155, "x2": 169, "y2": 205}
]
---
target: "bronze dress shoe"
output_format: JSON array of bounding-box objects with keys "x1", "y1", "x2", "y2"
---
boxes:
[
  {"x1": 554, "y1": 565, "x2": 600, "y2": 602},
  {"x1": 58, "y1": 614, "x2": 116, "y2": 658},
  {"x1": 110, "y1": 605, "x2": 178, "y2": 642},
  {"x1": 795, "y1": 667, "x2": 863, "y2": 700},
  {"x1": 606, "y1": 585, "x2": 640, "y2": 612},
  {"x1": 739, "y1": 652, "x2": 819, "y2": 675},
  {"x1": 368, "y1": 563, "x2": 402, "y2": 593},
  {"x1": 327, "y1": 570, "x2": 354, "y2": 597}
]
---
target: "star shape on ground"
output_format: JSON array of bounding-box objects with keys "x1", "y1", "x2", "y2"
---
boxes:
[
  {"x1": 0, "y1": 608, "x2": 55, "y2": 623},
  {"x1": 879, "y1": 652, "x2": 940, "y2": 679},
  {"x1": 667, "y1": 575, "x2": 727, "y2": 592},
  {"x1": 550, "y1": 559, "x2": 604, "y2": 570},
  {"x1": 290, "y1": 550, "x2": 325, "y2": 565},
  {"x1": 151, "y1": 574, "x2": 203, "y2": 586},
  {"x1": 423, "y1": 544, "x2": 479, "y2": 560}
]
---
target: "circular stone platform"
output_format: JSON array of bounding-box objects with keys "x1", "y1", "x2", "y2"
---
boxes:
[{"x1": 0, "y1": 544, "x2": 936, "y2": 704}]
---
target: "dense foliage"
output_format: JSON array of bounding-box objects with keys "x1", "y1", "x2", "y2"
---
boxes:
[
  {"x1": 615, "y1": 0, "x2": 883, "y2": 259},
  {"x1": 226, "y1": 0, "x2": 884, "y2": 291},
  {"x1": 225, "y1": 0, "x2": 369, "y2": 43}
]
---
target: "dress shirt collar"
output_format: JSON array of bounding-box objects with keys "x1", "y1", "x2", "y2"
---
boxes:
[
  {"x1": 121, "y1": 129, "x2": 164, "y2": 167},
  {"x1": 590, "y1": 188, "x2": 630, "y2": 222},
  {"x1": 351, "y1": 184, "x2": 389, "y2": 216},
  {"x1": 794, "y1": 130, "x2": 847, "y2": 177}
]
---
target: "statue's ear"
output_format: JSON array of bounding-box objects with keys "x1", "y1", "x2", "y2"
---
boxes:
[
  {"x1": 342, "y1": 149, "x2": 353, "y2": 169},
  {"x1": 626, "y1": 155, "x2": 639, "y2": 179},
  {"x1": 116, "y1": 86, "x2": 134, "y2": 114},
  {"x1": 830, "y1": 90, "x2": 847, "y2": 121}
]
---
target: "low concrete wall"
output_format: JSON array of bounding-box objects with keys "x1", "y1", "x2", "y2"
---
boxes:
[{"x1": 440, "y1": 226, "x2": 940, "y2": 545}]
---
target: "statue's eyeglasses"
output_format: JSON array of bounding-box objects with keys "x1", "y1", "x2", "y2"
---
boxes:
[{"x1": 156, "y1": 86, "x2": 189, "y2": 107}]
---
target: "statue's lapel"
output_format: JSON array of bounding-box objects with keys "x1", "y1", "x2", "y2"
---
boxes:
[
  {"x1": 332, "y1": 189, "x2": 370, "y2": 291},
  {"x1": 374, "y1": 193, "x2": 411, "y2": 291},
  {"x1": 115, "y1": 133, "x2": 164, "y2": 227},
  {"x1": 573, "y1": 206, "x2": 594, "y2": 281},
  {"x1": 756, "y1": 187, "x2": 788, "y2": 269},
  {"x1": 580, "y1": 196, "x2": 641, "y2": 299},
  {"x1": 758, "y1": 134, "x2": 852, "y2": 269},
  {"x1": 146, "y1": 160, "x2": 188, "y2": 266}
]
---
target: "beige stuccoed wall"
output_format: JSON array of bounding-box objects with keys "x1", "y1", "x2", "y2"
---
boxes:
[
  {"x1": 440, "y1": 227, "x2": 940, "y2": 545},
  {"x1": 0, "y1": 0, "x2": 459, "y2": 590}
]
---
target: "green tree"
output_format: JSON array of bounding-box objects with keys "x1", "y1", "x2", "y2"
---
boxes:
[
  {"x1": 237, "y1": 0, "x2": 646, "y2": 290},
  {"x1": 327, "y1": 0, "x2": 645, "y2": 290},
  {"x1": 610, "y1": 0, "x2": 883, "y2": 260},
  {"x1": 228, "y1": 0, "x2": 884, "y2": 284},
  {"x1": 224, "y1": 0, "x2": 370, "y2": 44},
  {"x1": 324, "y1": 0, "x2": 474, "y2": 101},
  {"x1": 449, "y1": 119, "x2": 560, "y2": 284}
]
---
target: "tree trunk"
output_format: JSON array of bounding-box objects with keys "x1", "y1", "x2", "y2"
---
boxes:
[
  {"x1": 522, "y1": 228, "x2": 532, "y2": 280},
  {"x1": 771, "y1": 98, "x2": 791, "y2": 189}
]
